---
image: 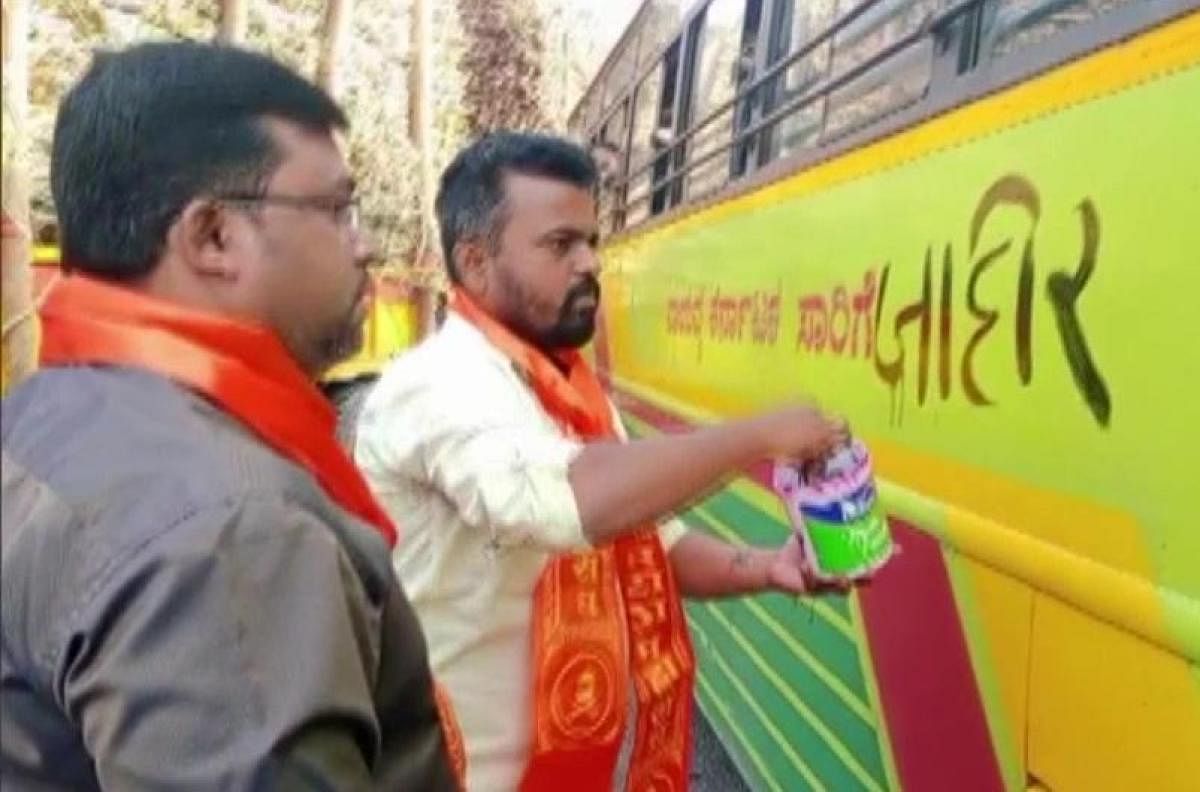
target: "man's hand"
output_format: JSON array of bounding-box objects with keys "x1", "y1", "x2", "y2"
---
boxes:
[
  {"x1": 750, "y1": 406, "x2": 849, "y2": 463},
  {"x1": 765, "y1": 533, "x2": 854, "y2": 595},
  {"x1": 670, "y1": 531, "x2": 857, "y2": 599}
]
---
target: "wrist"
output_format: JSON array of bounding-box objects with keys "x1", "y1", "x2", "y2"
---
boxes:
[
  {"x1": 730, "y1": 546, "x2": 773, "y2": 593},
  {"x1": 739, "y1": 414, "x2": 778, "y2": 460},
  {"x1": 757, "y1": 548, "x2": 776, "y2": 591}
]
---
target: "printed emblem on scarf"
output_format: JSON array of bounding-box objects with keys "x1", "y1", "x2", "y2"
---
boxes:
[{"x1": 549, "y1": 651, "x2": 618, "y2": 741}]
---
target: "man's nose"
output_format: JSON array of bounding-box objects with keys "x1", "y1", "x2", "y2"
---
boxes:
[
  {"x1": 574, "y1": 244, "x2": 600, "y2": 277},
  {"x1": 354, "y1": 228, "x2": 378, "y2": 270}
]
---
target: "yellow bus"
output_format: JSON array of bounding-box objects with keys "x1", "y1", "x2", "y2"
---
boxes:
[{"x1": 571, "y1": 1, "x2": 1199, "y2": 790}]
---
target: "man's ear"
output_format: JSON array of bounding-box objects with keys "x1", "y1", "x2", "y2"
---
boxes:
[
  {"x1": 169, "y1": 199, "x2": 241, "y2": 281},
  {"x1": 454, "y1": 239, "x2": 489, "y2": 295}
]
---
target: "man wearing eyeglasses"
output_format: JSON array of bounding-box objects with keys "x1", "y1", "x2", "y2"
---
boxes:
[{"x1": 1, "y1": 42, "x2": 463, "y2": 790}]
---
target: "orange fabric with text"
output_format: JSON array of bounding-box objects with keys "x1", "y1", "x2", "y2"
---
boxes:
[{"x1": 450, "y1": 288, "x2": 695, "y2": 792}]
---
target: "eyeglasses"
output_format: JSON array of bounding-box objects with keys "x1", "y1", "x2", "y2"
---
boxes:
[{"x1": 218, "y1": 193, "x2": 361, "y2": 231}]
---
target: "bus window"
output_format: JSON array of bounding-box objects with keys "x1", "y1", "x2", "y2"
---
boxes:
[
  {"x1": 649, "y1": 40, "x2": 682, "y2": 216},
  {"x1": 627, "y1": 61, "x2": 668, "y2": 227},
  {"x1": 823, "y1": 0, "x2": 938, "y2": 140},
  {"x1": 731, "y1": 0, "x2": 766, "y2": 178},
  {"x1": 831, "y1": 0, "x2": 940, "y2": 73},
  {"x1": 595, "y1": 99, "x2": 631, "y2": 233},
  {"x1": 685, "y1": 0, "x2": 747, "y2": 200},
  {"x1": 669, "y1": 13, "x2": 706, "y2": 207},
  {"x1": 759, "y1": 0, "x2": 838, "y2": 162},
  {"x1": 986, "y1": 0, "x2": 1146, "y2": 58}
]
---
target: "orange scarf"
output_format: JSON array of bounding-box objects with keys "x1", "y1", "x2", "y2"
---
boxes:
[
  {"x1": 451, "y1": 289, "x2": 695, "y2": 792},
  {"x1": 39, "y1": 275, "x2": 467, "y2": 786},
  {"x1": 40, "y1": 275, "x2": 397, "y2": 545}
]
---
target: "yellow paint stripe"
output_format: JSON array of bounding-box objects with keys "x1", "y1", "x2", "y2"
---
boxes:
[
  {"x1": 608, "y1": 12, "x2": 1200, "y2": 253},
  {"x1": 695, "y1": 671, "x2": 787, "y2": 792},
  {"x1": 692, "y1": 620, "x2": 827, "y2": 791},
  {"x1": 704, "y1": 603, "x2": 886, "y2": 792},
  {"x1": 846, "y1": 592, "x2": 903, "y2": 792},
  {"x1": 687, "y1": 500, "x2": 858, "y2": 641},
  {"x1": 867, "y1": 434, "x2": 1158, "y2": 614},
  {"x1": 739, "y1": 597, "x2": 874, "y2": 722},
  {"x1": 880, "y1": 479, "x2": 1200, "y2": 663},
  {"x1": 618, "y1": 374, "x2": 1200, "y2": 662}
]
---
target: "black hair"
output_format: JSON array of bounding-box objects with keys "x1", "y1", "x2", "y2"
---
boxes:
[
  {"x1": 434, "y1": 131, "x2": 597, "y2": 283},
  {"x1": 51, "y1": 40, "x2": 347, "y2": 279}
]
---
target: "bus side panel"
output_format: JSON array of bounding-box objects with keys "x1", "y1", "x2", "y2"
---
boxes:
[{"x1": 601, "y1": 19, "x2": 1200, "y2": 792}]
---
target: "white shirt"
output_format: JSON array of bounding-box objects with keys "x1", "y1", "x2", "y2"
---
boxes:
[{"x1": 355, "y1": 314, "x2": 685, "y2": 791}]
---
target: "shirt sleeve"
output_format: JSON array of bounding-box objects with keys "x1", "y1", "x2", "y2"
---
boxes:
[
  {"x1": 657, "y1": 516, "x2": 690, "y2": 551},
  {"x1": 56, "y1": 494, "x2": 389, "y2": 791},
  {"x1": 358, "y1": 364, "x2": 590, "y2": 553}
]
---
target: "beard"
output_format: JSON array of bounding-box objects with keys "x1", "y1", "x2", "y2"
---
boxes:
[
  {"x1": 313, "y1": 278, "x2": 369, "y2": 371},
  {"x1": 530, "y1": 275, "x2": 601, "y2": 351},
  {"x1": 317, "y1": 311, "x2": 366, "y2": 366},
  {"x1": 492, "y1": 263, "x2": 603, "y2": 352},
  {"x1": 542, "y1": 275, "x2": 601, "y2": 349}
]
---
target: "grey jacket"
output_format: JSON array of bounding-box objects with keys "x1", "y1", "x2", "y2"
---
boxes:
[{"x1": 1, "y1": 366, "x2": 460, "y2": 791}]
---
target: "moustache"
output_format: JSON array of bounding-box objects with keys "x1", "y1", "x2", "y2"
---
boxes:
[{"x1": 563, "y1": 276, "x2": 601, "y2": 310}]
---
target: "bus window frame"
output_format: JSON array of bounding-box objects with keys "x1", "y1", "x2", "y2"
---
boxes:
[
  {"x1": 730, "y1": 0, "x2": 771, "y2": 177},
  {"x1": 756, "y1": 0, "x2": 798, "y2": 167},
  {"x1": 599, "y1": 0, "x2": 913, "y2": 224},
  {"x1": 649, "y1": 37, "x2": 685, "y2": 216},
  {"x1": 578, "y1": 0, "x2": 1188, "y2": 238},
  {"x1": 669, "y1": 11, "x2": 709, "y2": 207},
  {"x1": 611, "y1": 0, "x2": 982, "y2": 222}
]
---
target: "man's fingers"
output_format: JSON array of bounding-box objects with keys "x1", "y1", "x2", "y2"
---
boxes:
[
  {"x1": 816, "y1": 577, "x2": 853, "y2": 593},
  {"x1": 799, "y1": 564, "x2": 857, "y2": 594}
]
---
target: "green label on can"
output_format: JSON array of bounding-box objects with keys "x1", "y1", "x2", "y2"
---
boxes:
[{"x1": 803, "y1": 509, "x2": 893, "y2": 576}]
